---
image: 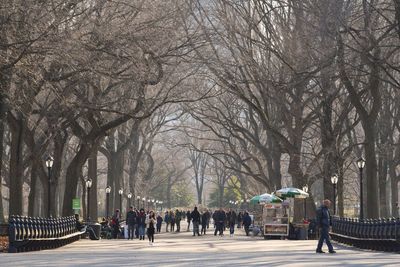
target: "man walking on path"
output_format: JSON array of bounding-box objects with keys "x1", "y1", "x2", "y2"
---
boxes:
[
  {"x1": 186, "y1": 210, "x2": 192, "y2": 231},
  {"x1": 126, "y1": 206, "x2": 137, "y2": 240},
  {"x1": 214, "y1": 207, "x2": 226, "y2": 236},
  {"x1": 191, "y1": 206, "x2": 201, "y2": 236},
  {"x1": 227, "y1": 208, "x2": 237, "y2": 237},
  {"x1": 242, "y1": 211, "x2": 252, "y2": 236},
  {"x1": 175, "y1": 209, "x2": 182, "y2": 232},
  {"x1": 316, "y1": 199, "x2": 336, "y2": 253}
]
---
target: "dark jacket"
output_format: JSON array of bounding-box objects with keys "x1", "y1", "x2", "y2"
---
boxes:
[
  {"x1": 316, "y1": 205, "x2": 331, "y2": 228},
  {"x1": 227, "y1": 211, "x2": 237, "y2": 224},
  {"x1": 201, "y1": 213, "x2": 208, "y2": 226},
  {"x1": 137, "y1": 212, "x2": 146, "y2": 227},
  {"x1": 126, "y1": 210, "x2": 137, "y2": 226},
  {"x1": 186, "y1": 211, "x2": 191, "y2": 221},
  {"x1": 191, "y1": 208, "x2": 201, "y2": 222},
  {"x1": 156, "y1": 215, "x2": 163, "y2": 225},
  {"x1": 215, "y1": 210, "x2": 226, "y2": 224},
  {"x1": 242, "y1": 213, "x2": 252, "y2": 227}
]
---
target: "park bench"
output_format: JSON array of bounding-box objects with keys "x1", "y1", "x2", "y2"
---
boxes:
[
  {"x1": 8, "y1": 215, "x2": 86, "y2": 253},
  {"x1": 330, "y1": 217, "x2": 400, "y2": 252}
]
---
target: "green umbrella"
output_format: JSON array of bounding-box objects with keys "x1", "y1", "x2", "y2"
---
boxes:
[
  {"x1": 250, "y1": 195, "x2": 262, "y2": 204},
  {"x1": 275, "y1": 187, "x2": 309, "y2": 199},
  {"x1": 258, "y1": 193, "x2": 283, "y2": 204}
]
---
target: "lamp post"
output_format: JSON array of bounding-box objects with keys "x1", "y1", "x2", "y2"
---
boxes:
[
  {"x1": 331, "y1": 174, "x2": 338, "y2": 215},
  {"x1": 357, "y1": 157, "x2": 366, "y2": 220},
  {"x1": 136, "y1": 195, "x2": 140, "y2": 208},
  {"x1": 147, "y1": 199, "x2": 151, "y2": 210},
  {"x1": 45, "y1": 156, "x2": 54, "y2": 218},
  {"x1": 160, "y1": 201, "x2": 163, "y2": 211},
  {"x1": 128, "y1": 192, "x2": 132, "y2": 208},
  {"x1": 85, "y1": 179, "x2": 92, "y2": 222},
  {"x1": 302, "y1": 185, "x2": 308, "y2": 219},
  {"x1": 118, "y1": 189, "x2": 123, "y2": 218},
  {"x1": 142, "y1": 197, "x2": 146, "y2": 208},
  {"x1": 105, "y1": 186, "x2": 111, "y2": 218}
]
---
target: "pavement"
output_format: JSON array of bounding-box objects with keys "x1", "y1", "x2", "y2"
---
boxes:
[{"x1": 1, "y1": 224, "x2": 399, "y2": 267}]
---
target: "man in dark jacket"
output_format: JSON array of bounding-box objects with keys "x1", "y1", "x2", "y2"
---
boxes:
[
  {"x1": 316, "y1": 199, "x2": 336, "y2": 253},
  {"x1": 126, "y1": 206, "x2": 137, "y2": 240},
  {"x1": 137, "y1": 208, "x2": 146, "y2": 240},
  {"x1": 214, "y1": 207, "x2": 226, "y2": 236},
  {"x1": 242, "y1": 211, "x2": 252, "y2": 236},
  {"x1": 227, "y1": 208, "x2": 237, "y2": 237},
  {"x1": 191, "y1": 207, "x2": 201, "y2": 236},
  {"x1": 186, "y1": 210, "x2": 192, "y2": 231}
]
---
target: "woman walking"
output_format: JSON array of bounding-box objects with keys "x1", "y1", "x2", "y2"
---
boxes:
[{"x1": 147, "y1": 211, "x2": 156, "y2": 245}]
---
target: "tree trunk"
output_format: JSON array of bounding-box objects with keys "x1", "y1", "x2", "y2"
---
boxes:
[
  {"x1": 62, "y1": 143, "x2": 92, "y2": 216},
  {"x1": 166, "y1": 176, "x2": 172, "y2": 209},
  {"x1": 8, "y1": 113, "x2": 25, "y2": 216},
  {"x1": 363, "y1": 120, "x2": 380, "y2": 218},
  {"x1": 28, "y1": 161, "x2": 38, "y2": 216},
  {"x1": 0, "y1": 96, "x2": 6, "y2": 222}
]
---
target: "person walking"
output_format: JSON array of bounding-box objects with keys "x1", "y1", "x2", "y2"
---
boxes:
[
  {"x1": 175, "y1": 209, "x2": 182, "y2": 232},
  {"x1": 126, "y1": 206, "x2": 137, "y2": 240},
  {"x1": 242, "y1": 211, "x2": 252, "y2": 236},
  {"x1": 170, "y1": 211, "x2": 176, "y2": 232},
  {"x1": 201, "y1": 211, "x2": 208, "y2": 235},
  {"x1": 111, "y1": 209, "x2": 121, "y2": 239},
  {"x1": 164, "y1": 211, "x2": 170, "y2": 232},
  {"x1": 227, "y1": 208, "x2": 237, "y2": 237},
  {"x1": 191, "y1": 206, "x2": 201, "y2": 236},
  {"x1": 316, "y1": 199, "x2": 336, "y2": 253},
  {"x1": 137, "y1": 208, "x2": 147, "y2": 240},
  {"x1": 214, "y1": 207, "x2": 226, "y2": 236},
  {"x1": 147, "y1": 211, "x2": 156, "y2": 245},
  {"x1": 237, "y1": 211, "x2": 243, "y2": 229},
  {"x1": 186, "y1": 210, "x2": 192, "y2": 231},
  {"x1": 156, "y1": 213, "x2": 163, "y2": 233}
]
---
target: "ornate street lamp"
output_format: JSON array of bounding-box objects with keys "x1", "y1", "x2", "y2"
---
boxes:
[
  {"x1": 142, "y1": 197, "x2": 146, "y2": 208},
  {"x1": 105, "y1": 186, "x2": 111, "y2": 218},
  {"x1": 302, "y1": 185, "x2": 308, "y2": 219},
  {"x1": 136, "y1": 195, "x2": 140, "y2": 208},
  {"x1": 147, "y1": 199, "x2": 151, "y2": 210},
  {"x1": 128, "y1": 192, "x2": 132, "y2": 207},
  {"x1": 331, "y1": 174, "x2": 339, "y2": 215},
  {"x1": 118, "y1": 189, "x2": 123, "y2": 218},
  {"x1": 357, "y1": 157, "x2": 366, "y2": 220},
  {"x1": 85, "y1": 179, "x2": 92, "y2": 222},
  {"x1": 45, "y1": 156, "x2": 54, "y2": 218}
]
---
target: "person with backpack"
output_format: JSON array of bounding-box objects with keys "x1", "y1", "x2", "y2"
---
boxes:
[{"x1": 316, "y1": 199, "x2": 336, "y2": 253}]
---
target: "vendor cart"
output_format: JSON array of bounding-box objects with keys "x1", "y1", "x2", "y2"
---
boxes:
[{"x1": 262, "y1": 201, "x2": 290, "y2": 239}]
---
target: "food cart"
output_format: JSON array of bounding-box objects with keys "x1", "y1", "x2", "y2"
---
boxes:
[{"x1": 262, "y1": 201, "x2": 290, "y2": 239}]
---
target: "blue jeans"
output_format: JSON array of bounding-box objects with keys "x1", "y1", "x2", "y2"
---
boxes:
[
  {"x1": 139, "y1": 225, "x2": 146, "y2": 237},
  {"x1": 317, "y1": 227, "x2": 333, "y2": 252}
]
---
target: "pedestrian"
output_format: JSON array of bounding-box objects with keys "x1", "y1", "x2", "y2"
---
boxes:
[
  {"x1": 205, "y1": 209, "x2": 211, "y2": 229},
  {"x1": 156, "y1": 213, "x2": 163, "y2": 233},
  {"x1": 175, "y1": 209, "x2": 182, "y2": 232},
  {"x1": 126, "y1": 206, "x2": 137, "y2": 240},
  {"x1": 170, "y1": 211, "x2": 176, "y2": 232},
  {"x1": 237, "y1": 212, "x2": 243, "y2": 228},
  {"x1": 227, "y1": 208, "x2": 237, "y2": 237},
  {"x1": 137, "y1": 208, "x2": 147, "y2": 240},
  {"x1": 316, "y1": 199, "x2": 336, "y2": 253},
  {"x1": 164, "y1": 211, "x2": 170, "y2": 232},
  {"x1": 201, "y1": 211, "x2": 208, "y2": 235},
  {"x1": 214, "y1": 207, "x2": 226, "y2": 236},
  {"x1": 242, "y1": 211, "x2": 252, "y2": 236},
  {"x1": 186, "y1": 210, "x2": 192, "y2": 231},
  {"x1": 147, "y1": 211, "x2": 156, "y2": 245},
  {"x1": 191, "y1": 206, "x2": 201, "y2": 236},
  {"x1": 111, "y1": 209, "x2": 121, "y2": 239}
]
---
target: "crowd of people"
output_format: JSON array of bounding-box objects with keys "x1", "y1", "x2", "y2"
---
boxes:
[{"x1": 97, "y1": 206, "x2": 253, "y2": 245}]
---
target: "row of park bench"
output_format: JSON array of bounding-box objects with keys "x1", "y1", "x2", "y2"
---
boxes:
[
  {"x1": 331, "y1": 217, "x2": 400, "y2": 252},
  {"x1": 8, "y1": 215, "x2": 85, "y2": 253}
]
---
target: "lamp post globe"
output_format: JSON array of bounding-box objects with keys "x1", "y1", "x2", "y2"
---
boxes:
[
  {"x1": 136, "y1": 195, "x2": 140, "y2": 208},
  {"x1": 118, "y1": 189, "x2": 123, "y2": 218},
  {"x1": 86, "y1": 179, "x2": 92, "y2": 222},
  {"x1": 302, "y1": 185, "x2": 308, "y2": 219},
  {"x1": 331, "y1": 174, "x2": 338, "y2": 215},
  {"x1": 45, "y1": 156, "x2": 54, "y2": 218},
  {"x1": 356, "y1": 157, "x2": 365, "y2": 220},
  {"x1": 128, "y1": 193, "x2": 132, "y2": 207},
  {"x1": 105, "y1": 186, "x2": 111, "y2": 218}
]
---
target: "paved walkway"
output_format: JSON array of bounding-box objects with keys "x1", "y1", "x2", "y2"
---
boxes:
[{"x1": 1, "y1": 225, "x2": 399, "y2": 266}]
